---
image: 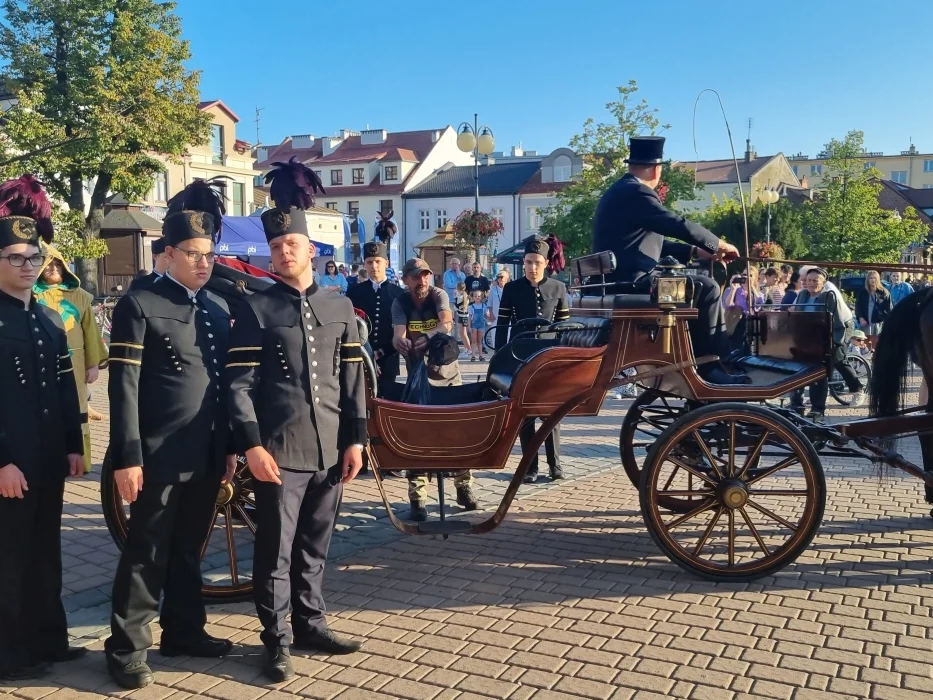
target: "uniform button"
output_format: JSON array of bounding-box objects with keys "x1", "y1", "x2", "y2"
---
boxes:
[
  {"x1": 311, "y1": 373, "x2": 317, "y2": 379},
  {"x1": 310, "y1": 347, "x2": 316, "y2": 354},
  {"x1": 21, "y1": 380, "x2": 26, "y2": 385},
  {"x1": 285, "y1": 374, "x2": 291, "y2": 378},
  {"x1": 308, "y1": 336, "x2": 314, "y2": 342},
  {"x1": 305, "y1": 312, "x2": 311, "y2": 318},
  {"x1": 211, "y1": 345, "x2": 215, "y2": 351},
  {"x1": 303, "y1": 301, "x2": 309, "y2": 307},
  {"x1": 208, "y1": 333, "x2": 214, "y2": 339},
  {"x1": 312, "y1": 360, "x2": 318, "y2": 367},
  {"x1": 314, "y1": 397, "x2": 320, "y2": 404},
  {"x1": 34, "y1": 327, "x2": 39, "y2": 333},
  {"x1": 216, "y1": 384, "x2": 220, "y2": 390},
  {"x1": 313, "y1": 385, "x2": 319, "y2": 391},
  {"x1": 215, "y1": 371, "x2": 220, "y2": 377},
  {"x1": 39, "y1": 354, "x2": 43, "y2": 359},
  {"x1": 306, "y1": 324, "x2": 313, "y2": 330},
  {"x1": 205, "y1": 322, "x2": 211, "y2": 327},
  {"x1": 213, "y1": 358, "x2": 217, "y2": 364},
  {"x1": 41, "y1": 367, "x2": 45, "y2": 373},
  {"x1": 41, "y1": 381, "x2": 46, "y2": 387},
  {"x1": 176, "y1": 367, "x2": 183, "y2": 372},
  {"x1": 31, "y1": 314, "x2": 35, "y2": 319},
  {"x1": 164, "y1": 336, "x2": 170, "y2": 341},
  {"x1": 37, "y1": 340, "x2": 43, "y2": 346},
  {"x1": 43, "y1": 409, "x2": 48, "y2": 415}
]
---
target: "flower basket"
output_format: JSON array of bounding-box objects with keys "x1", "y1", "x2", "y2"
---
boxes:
[{"x1": 451, "y1": 210, "x2": 504, "y2": 260}]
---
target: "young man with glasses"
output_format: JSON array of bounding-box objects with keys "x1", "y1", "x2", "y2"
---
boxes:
[
  {"x1": 0, "y1": 176, "x2": 85, "y2": 682},
  {"x1": 105, "y1": 181, "x2": 237, "y2": 689}
]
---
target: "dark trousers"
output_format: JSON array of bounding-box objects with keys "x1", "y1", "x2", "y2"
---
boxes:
[
  {"x1": 106, "y1": 476, "x2": 219, "y2": 665},
  {"x1": 376, "y1": 352, "x2": 400, "y2": 397},
  {"x1": 519, "y1": 418, "x2": 561, "y2": 476},
  {"x1": 253, "y1": 468, "x2": 342, "y2": 650},
  {"x1": 792, "y1": 346, "x2": 862, "y2": 413},
  {"x1": 633, "y1": 273, "x2": 726, "y2": 359},
  {"x1": 0, "y1": 481, "x2": 67, "y2": 673}
]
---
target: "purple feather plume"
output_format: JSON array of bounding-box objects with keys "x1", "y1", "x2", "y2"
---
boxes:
[
  {"x1": 264, "y1": 156, "x2": 325, "y2": 211},
  {"x1": 0, "y1": 174, "x2": 54, "y2": 243},
  {"x1": 166, "y1": 177, "x2": 227, "y2": 239}
]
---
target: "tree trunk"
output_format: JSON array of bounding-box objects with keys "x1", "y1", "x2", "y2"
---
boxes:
[{"x1": 71, "y1": 172, "x2": 112, "y2": 297}]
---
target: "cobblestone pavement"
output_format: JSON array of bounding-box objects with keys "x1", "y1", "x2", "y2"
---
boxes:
[{"x1": 13, "y1": 367, "x2": 933, "y2": 699}]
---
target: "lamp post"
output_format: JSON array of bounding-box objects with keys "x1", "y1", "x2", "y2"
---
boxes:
[
  {"x1": 456, "y1": 114, "x2": 496, "y2": 215},
  {"x1": 761, "y1": 188, "x2": 779, "y2": 243}
]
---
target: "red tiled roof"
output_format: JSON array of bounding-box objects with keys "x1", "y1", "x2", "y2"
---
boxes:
[
  {"x1": 675, "y1": 156, "x2": 773, "y2": 184},
  {"x1": 879, "y1": 181, "x2": 933, "y2": 233},
  {"x1": 518, "y1": 170, "x2": 571, "y2": 194},
  {"x1": 314, "y1": 129, "x2": 441, "y2": 164},
  {"x1": 254, "y1": 138, "x2": 324, "y2": 171},
  {"x1": 318, "y1": 172, "x2": 407, "y2": 197},
  {"x1": 198, "y1": 100, "x2": 240, "y2": 123},
  {"x1": 234, "y1": 139, "x2": 251, "y2": 154}
]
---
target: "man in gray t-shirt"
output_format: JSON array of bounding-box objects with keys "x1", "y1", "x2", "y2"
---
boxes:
[{"x1": 390, "y1": 257, "x2": 476, "y2": 520}]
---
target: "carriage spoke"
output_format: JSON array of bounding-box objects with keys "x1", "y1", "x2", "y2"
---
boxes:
[
  {"x1": 233, "y1": 503, "x2": 258, "y2": 534},
  {"x1": 665, "y1": 500, "x2": 717, "y2": 530},
  {"x1": 657, "y1": 490, "x2": 715, "y2": 496},
  {"x1": 739, "y1": 507, "x2": 771, "y2": 557},
  {"x1": 224, "y1": 506, "x2": 239, "y2": 586},
  {"x1": 728, "y1": 421, "x2": 736, "y2": 477},
  {"x1": 692, "y1": 431, "x2": 726, "y2": 479},
  {"x1": 745, "y1": 456, "x2": 799, "y2": 486},
  {"x1": 667, "y1": 456, "x2": 718, "y2": 487},
  {"x1": 748, "y1": 489, "x2": 809, "y2": 496},
  {"x1": 746, "y1": 499, "x2": 799, "y2": 532},
  {"x1": 200, "y1": 506, "x2": 220, "y2": 561},
  {"x1": 693, "y1": 507, "x2": 724, "y2": 556},
  {"x1": 727, "y1": 509, "x2": 735, "y2": 566},
  {"x1": 736, "y1": 429, "x2": 769, "y2": 480}
]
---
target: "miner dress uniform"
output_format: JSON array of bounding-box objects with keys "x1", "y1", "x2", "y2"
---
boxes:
[
  {"x1": 226, "y1": 161, "x2": 368, "y2": 657},
  {"x1": 346, "y1": 241, "x2": 403, "y2": 396},
  {"x1": 105, "y1": 187, "x2": 233, "y2": 676},
  {"x1": 128, "y1": 238, "x2": 167, "y2": 293},
  {"x1": 494, "y1": 237, "x2": 570, "y2": 481}
]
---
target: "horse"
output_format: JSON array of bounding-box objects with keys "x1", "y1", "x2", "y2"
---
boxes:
[
  {"x1": 868, "y1": 286, "x2": 933, "y2": 508},
  {"x1": 375, "y1": 210, "x2": 397, "y2": 244}
]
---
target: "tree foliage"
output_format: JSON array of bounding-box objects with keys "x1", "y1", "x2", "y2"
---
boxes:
[
  {"x1": 803, "y1": 130, "x2": 927, "y2": 264},
  {"x1": 51, "y1": 203, "x2": 109, "y2": 261},
  {"x1": 539, "y1": 80, "x2": 701, "y2": 260},
  {"x1": 0, "y1": 0, "x2": 212, "y2": 293}
]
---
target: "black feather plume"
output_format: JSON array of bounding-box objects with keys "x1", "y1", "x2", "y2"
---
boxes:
[
  {"x1": 166, "y1": 177, "x2": 227, "y2": 238},
  {"x1": 264, "y1": 156, "x2": 325, "y2": 211}
]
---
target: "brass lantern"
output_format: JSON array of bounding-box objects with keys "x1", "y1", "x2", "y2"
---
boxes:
[{"x1": 650, "y1": 257, "x2": 691, "y2": 354}]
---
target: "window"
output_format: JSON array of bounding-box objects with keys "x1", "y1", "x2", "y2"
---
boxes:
[
  {"x1": 379, "y1": 199, "x2": 393, "y2": 215},
  {"x1": 325, "y1": 202, "x2": 337, "y2": 210},
  {"x1": 891, "y1": 171, "x2": 908, "y2": 184},
  {"x1": 330, "y1": 170, "x2": 343, "y2": 186},
  {"x1": 436, "y1": 209, "x2": 448, "y2": 228},
  {"x1": 526, "y1": 207, "x2": 542, "y2": 231},
  {"x1": 232, "y1": 182, "x2": 245, "y2": 216},
  {"x1": 347, "y1": 201, "x2": 359, "y2": 217},
  {"x1": 491, "y1": 207, "x2": 504, "y2": 224},
  {"x1": 419, "y1": 209, "x2": 431, "y2": 230},
  {"x1": 864, "y1": 161, "x2": 876, "y2": 170},
  {"x1": 810, "y1": 165, "x2": 822, "y2": 176},
  {"x1": 151, "y1": 172, "x2": 168, "y2": 202},
  {"x1": 553, "y1": 165, "x2": 572, "y2": 182},
  {"x1": 924, "y1": 160, "x2": 933, "y2": 172},
  {"x1": 352, "y1": 168, "x2": 365, "y2": 184},
  {"x1": 791, "y1": 165, "x2": 798, "y2": 177},
  {"x1": 384, "y1": 166, "x2": 399, "y2": 181},
  {"x1": 210, "y1": 125, "x2": 224, "y2": 164}
]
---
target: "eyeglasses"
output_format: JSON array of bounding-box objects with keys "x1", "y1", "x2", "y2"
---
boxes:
[
  {"x1": 0, "y1": 253, "x2": 44, "y2": 268},
  {"x1": 176, "y1": 249, "x2": 217, "y2": 264}
]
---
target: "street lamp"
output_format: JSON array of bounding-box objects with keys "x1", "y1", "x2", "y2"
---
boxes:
[
  {"x1": 761, "y1": 188, "x2": 779, "y2": 243},
  {"x1": 457, "y1": 114, "x2": 496, "y2": 216}
]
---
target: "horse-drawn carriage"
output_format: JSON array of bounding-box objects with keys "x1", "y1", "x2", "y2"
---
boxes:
[{"x1": 100, "y1": 251, "x2": 933, "y2": 598}]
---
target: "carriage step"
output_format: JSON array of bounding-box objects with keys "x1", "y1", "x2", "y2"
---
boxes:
[{"x1": 417, "y1": 520, "x2": 472, "y2": 535}]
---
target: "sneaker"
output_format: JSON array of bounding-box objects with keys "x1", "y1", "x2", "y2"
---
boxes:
[
  {"x1": 456, "y1": 484, "x2": 478, "y2": 511},
  {"x1": 850, "y1": 391, "x2": 865, "y2": 407}
]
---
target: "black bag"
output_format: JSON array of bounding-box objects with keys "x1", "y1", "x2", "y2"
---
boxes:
[
  {"x1": 427, "y1": 332, "x2": 459, "y2": 367},
  {"x1": 401, "y1": 359, "x2": 432, "y2": 405}
]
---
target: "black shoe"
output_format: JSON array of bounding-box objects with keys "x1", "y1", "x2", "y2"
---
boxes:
[
  {"x1": 523, "y1": 471, "x2": 539, "y2": 484},
  {"x1": 160, "y1": 634, "x2": 232, "y2": 658},
  {"x1": 456, "y1": 484, "x2": 478, "y2": 511},
  {"x1": 0, "y1": 661, "x2": 50, "y2": 681},
  {"x1": 39, "y1": 646, "x2": 88, "y2": 663},
  {"x1": 549, "y1": 464, "x2": 564, "y2": 481},
  {"x1": 703, "y1": 366, "x2": 751, "y2": 385},
  {"x1": 293, "y1": 628, "x2": 362, "y2": 655},
  {"x1": 263, "y1": 646, "x2": 294, "y2": 683},
  {"x1": 107, "y1": 659, "x2": 154, "y2": 689},
  {"x1": 408, "y1": 499, "x2": 427, "y2": 522}
]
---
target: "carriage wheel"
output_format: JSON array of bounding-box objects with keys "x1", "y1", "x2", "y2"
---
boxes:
[
  {"x1": 640, "y1": 403, "x2": 824, "y2": 582},
  {"x1": 620, "y1": 390, "x2": 705, "y2": 513},
  {"x1": 101, "y1": 451, "x2": 256, "y2": 600}
]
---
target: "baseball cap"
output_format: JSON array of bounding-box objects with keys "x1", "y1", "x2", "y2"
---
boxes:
[{"x1": 402, "y1": 257, "x2": 433, "y2": 277}]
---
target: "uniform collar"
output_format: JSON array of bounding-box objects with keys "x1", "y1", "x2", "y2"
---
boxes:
[
  {"x1": 165, "y1": 272, "x2": 200, "y2": 301},
  {"x1": 0, "y1": 286, "x2": 33, "y2": 309},
  {"x1": 371, "y1": 277, "x2": 388, "y2": 291},
  {"x1": 275, "y1": 279, "x2": 320, "y2": 298}
]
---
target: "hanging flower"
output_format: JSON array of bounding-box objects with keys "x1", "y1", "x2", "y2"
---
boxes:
[
  {"x1": 751, "y1": 241, "x2": 785, "y2": 260},
  {"x1": 451, "y1": 210, "x2": 505, "y2": 252}
]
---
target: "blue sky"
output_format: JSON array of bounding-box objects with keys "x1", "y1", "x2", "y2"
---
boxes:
[{"x1": 179, "y1": 0, "x2": 933, "y2": 161}]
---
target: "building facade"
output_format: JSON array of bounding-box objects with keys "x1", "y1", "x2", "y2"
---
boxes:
[{"x1": 786, "y1": 144, "x2": 933, "y2": 190}]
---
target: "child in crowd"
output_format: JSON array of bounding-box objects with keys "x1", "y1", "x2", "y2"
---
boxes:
[
  {"x1": 454, "y1": 281, "x2": 471, "y2": 355},
  {"x1": 468, "y1": 290, "x2": 494, "y2": 362}
]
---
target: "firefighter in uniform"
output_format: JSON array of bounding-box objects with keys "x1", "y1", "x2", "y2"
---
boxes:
[
  {"x1": 494, "y1": 237, "x2": 570, "y2": 483},
  {"x1": 128, "y1": 237, "x2": 168, "y2": 292},
  {"x1": 226, "y1": 158, "x2": 368, "y2": 684},
  {"x1": 591, "y1": 136, "x2": 744, "y2": 384},
  {"x1": 347, "y1": 240, "x2": 403, "y2": 396},
  {"x1": 105, "y1": 182, "x2": 236, "y2": 689},
  {"x1": 0, "y1": 175, "x2": 84, "y2": 681}
]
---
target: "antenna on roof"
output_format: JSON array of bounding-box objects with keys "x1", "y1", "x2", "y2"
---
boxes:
[
  {"x1": 254, "y1": 106, "x2": 265, "y2": 146},
  {"x1": 747, "y1": 118, "x2": 752, "y2": 141}
]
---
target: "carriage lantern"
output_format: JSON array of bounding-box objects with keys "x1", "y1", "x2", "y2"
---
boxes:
[{"x1": 651, "y1": 257, "x2": 690, "y2": 355}]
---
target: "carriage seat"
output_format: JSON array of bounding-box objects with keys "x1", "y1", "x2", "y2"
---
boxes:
[
  {"x1": 735, "y1": 355, "x2": 816, "y2": 376},
  {"x1": 486, "y1": 316, "x2": 611, "y2": 396},
  {"x1": 577, "y1": 290, "x2": 655, "y2": 309}
]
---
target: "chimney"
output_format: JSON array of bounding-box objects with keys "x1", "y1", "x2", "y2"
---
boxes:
[
  {"x1": 511, "y1": 145, "x2": 524, "y2": 157},
  {"x1": 290, "y1": 134, "x2": 315, "y2": 149},
  {"x1": 800, "y1": 175, "x2": 809, "y2": 189},
  {"x1": 322, "y1": 136, "x2": 343, "y2": 157},
  {"x1": 255, "y1": 146, "x2": 269, "y2": 162},
  {"x1": 360, "y1": 129, "x2": 387, "y2": 145},
  {"x1": 339, "y1": 129, "x2": 360, "y2": 140},
  {"x1": 745, "y1": 139, "x2": 756, "y2": 163}
]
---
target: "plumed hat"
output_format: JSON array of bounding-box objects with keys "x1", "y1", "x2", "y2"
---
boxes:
[
  {"x1": 544, "y1": 233, "x2": 566, "y2": 274},
  {"x1": 162, "y1": 178, "x2": 226, "y2": 246},
  {"x1": 363, "y1": 241, "x2": 388, "y2": 261},
  {"x1": 0, "y1": 175, "x2": 53, "y2": 249},
  {"x1": 260, "y1": 157, "x2": 326, "y2": 243}
]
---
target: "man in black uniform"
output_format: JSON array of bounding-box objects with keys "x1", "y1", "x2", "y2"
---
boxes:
[
  {"x1": 226, "y1": 158, "x2": 367, "y2": 683},
  {"x1": 495, "y1": 237, "x2": 571, "y2": 483},
  {"x1": 592, "y1": 136, "x2": 744, "y2": 384},
  {"x1": 105, "y1": 182, "x2": 236, "y2": 689},
  {"x1": 347, "y1": 240, "x2": 404, "y2": 396},
  {"x1": 0, "y1": 176, "x2": 84, "y2": 681},
  {"x1": 128, "y1": 237, "x2": 168, "y2": 292}
]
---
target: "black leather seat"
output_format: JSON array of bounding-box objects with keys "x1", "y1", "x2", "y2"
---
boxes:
[
  {"x1": 552, "y1": 317, "x2": 612, "y2": 347},
  {"x1": 578, "y1": 294, "x2": 655, "y2": 309},
  {"x1": 736, "y1": 355, "x2": 817, "y2": 375}
]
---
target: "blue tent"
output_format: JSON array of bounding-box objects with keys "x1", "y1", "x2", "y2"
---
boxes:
[{"x1": 218, "y1": 215, "x2": 335, "y2": 257}]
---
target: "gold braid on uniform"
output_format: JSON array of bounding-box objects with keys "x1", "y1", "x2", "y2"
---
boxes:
[
  {"x1": 555, "y1": 307, "x2": 571, "y2": 321},
  {"x1": 109, "y1": 341, "x2": 143, "y2": 366},
  {"x1": 340, "y1": 342, "x2": 363, "y2": 363},
  {"x1": 57, "y1": 352, "x2": 75, "y2": 375},
  {"x1": 226, "y1": 346, "x2": 261, "y2": 368}
]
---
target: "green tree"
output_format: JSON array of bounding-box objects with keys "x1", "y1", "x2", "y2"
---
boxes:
[
  {"x1": 0, "y1": 0, "x2": 212, "y2": 294},
  {"x1": 803, "y1": 130, "x2": 927, "y2": 264},
  {"x1": 539, "y1": 80, "x2": 701, "y2": 260}
]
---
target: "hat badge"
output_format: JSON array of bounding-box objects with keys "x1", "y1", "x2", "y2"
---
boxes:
[
  {"x1": 189, "y1": 212, "x2": 206, "y2": 235},
  {"x1": 11, "y1": 218, "x2": 32, "y2": 240}
]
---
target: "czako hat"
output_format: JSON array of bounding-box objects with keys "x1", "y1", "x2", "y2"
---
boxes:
[{"x1": 363, "y1": 241, "x2": 388, "y2": 261}]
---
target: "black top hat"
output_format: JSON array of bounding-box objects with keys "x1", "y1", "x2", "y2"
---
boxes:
[{"x1": 625, "y1": 136, "x2": 666, "y2": 165}]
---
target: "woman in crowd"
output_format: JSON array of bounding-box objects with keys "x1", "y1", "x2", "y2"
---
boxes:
[
  {"x1": 856, "y1": 270, "x2": 891, "y2": 349},
  {"x1": 467, "y1": 290, "x2": 494, "y2": 362},
  {"x1": 320, "y1": 259, "x2": 348, "y2": 294},
  {"x1": 453, "y1": 281, "x2": 472, "y2": 355}
]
